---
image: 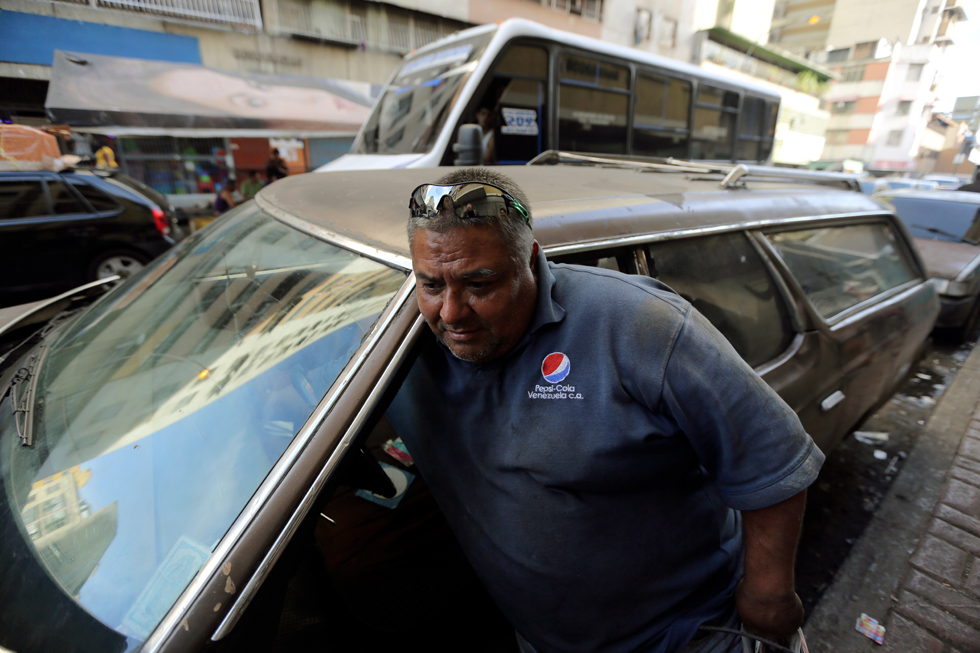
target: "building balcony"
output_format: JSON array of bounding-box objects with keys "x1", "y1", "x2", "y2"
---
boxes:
[{"x1": 46, "y1": 0, "x2": 263, "y2": 30}]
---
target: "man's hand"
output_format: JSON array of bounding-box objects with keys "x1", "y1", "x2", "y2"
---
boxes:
[{"x1": 736, "y1": 490, "x2": 807, "y2": 642}]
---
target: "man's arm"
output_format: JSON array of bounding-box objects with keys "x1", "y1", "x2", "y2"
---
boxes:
[{"x1": 736, "y1": 489, "x2": 807, "y2": 642}]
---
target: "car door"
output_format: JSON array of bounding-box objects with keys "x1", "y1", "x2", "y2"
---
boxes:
[
  {"x1": 641, "y1": 230, "x2": 847, "y2": 453},
  {"x1": 42, "y1": 176, "x2": 99, "y2": 286},
  {"x1": 760, "y1": 218, "x2": 937, "y2": 447}
]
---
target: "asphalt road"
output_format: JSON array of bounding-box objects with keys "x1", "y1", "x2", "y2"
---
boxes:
[{"x1": 796, "y1": 330, "x2": 977, "y2": 618}]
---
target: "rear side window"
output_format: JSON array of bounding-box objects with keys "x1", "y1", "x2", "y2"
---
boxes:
[
  {"x1": 766, "y1": 223, "x2": 919, "y2": 319},
  {"x1": 558, "y1": 53, "x2": 630, "y2": 154},
  {"x1": 46, "y1": 180, "x2": 86, "y2": 215},
  {"x1": 69, "y1": 179, "x2": 123, "y2": 212},
  {"x1": 645, "y1": 232, "x2": 793, "y2": 368},
  {"x1": 884, "y1": 196, "x2": 980, "y2": 243},
  {"x1": 0, "y1": 180, "x2": 49, "y2": 219}
]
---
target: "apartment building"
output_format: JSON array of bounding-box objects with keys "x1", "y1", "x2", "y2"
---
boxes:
[{"x1": 770, "y1": 0, "x2": 967, "y2": 173}]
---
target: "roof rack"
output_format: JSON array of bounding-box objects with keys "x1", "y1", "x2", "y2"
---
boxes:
[{"x1": 526, "y1": 151, "x2": 862, "y2": 192}]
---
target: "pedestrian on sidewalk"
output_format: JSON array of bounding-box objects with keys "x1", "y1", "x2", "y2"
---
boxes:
[
  {"x1": 214, "y1": 179, "x2": 238, "y2": 216},
  {"x1": 241, "y1": 170, "x2": 264, "y2": 200},
  {"x1": 265, "y1": 148, "x2": 289, "y2": 183},
  {"x1": 387, "y1": 167, "x2": 824, "y2": 653}
]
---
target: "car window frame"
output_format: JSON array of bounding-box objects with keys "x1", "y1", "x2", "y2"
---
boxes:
[
  {"x1": 42, "y1": 175, "x2": 91, "y2": 217},
  {"x1": 0, "y1": 174, "x2": 52, "y2": 221},
  {"x1": 755, "y1": 214, "x2": 927, "y2": 330},
  {"x1": 65, "y1": 175, "x2": 125, "y2": 216}
]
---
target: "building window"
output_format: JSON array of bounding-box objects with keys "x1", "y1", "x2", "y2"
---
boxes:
[
  {"x1": 831, "y1": 101, "x2": 857, "y2": 114},
  {"x1": 896, "y1": 100, "x2": 912, "y2": 116},
  {"x1": 907, "y1": 64, "x2": 925, "y2": 82},
  {"x1": 825, "y1": 130, "x2": 849, "y2": 145},
  {"x1": 886, "y1": 129, "x2": 904, "y2": 146},
  {"x1": 852, "y1": 41, "x2": 877, "y2": 60},
  {"x1": 827, "y1": 48, "x2": 850, "y2": 63},
  {"x1": 841, "y1": 67, "x2": 865, "y2": 82}
]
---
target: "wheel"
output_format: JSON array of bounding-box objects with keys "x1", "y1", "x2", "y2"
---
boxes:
[{"x1": 87, "y1": 250, "x2": 147, "y2": 283}]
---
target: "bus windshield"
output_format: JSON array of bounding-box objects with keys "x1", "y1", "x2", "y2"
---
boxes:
[{"x1": 354, "y1": 32, "x2": 493, "y2": 155}]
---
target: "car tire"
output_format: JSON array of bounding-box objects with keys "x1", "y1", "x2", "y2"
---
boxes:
[{"x1": 87, "y1": 249, "x2": 148, "y2": 283}]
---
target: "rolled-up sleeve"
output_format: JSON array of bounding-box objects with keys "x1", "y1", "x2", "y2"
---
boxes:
[{"x1": 659, "y1": 307, "x2": 825, "y2": 511}]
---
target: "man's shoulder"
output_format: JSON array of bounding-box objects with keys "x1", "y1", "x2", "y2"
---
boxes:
[{"x1": 549, "y1": 262, "x2": 688, "y2": 316}]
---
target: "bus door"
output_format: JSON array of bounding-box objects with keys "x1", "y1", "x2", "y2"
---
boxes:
[{"x1": 469, "y1": 44, "x2": 550, "y2": 165}]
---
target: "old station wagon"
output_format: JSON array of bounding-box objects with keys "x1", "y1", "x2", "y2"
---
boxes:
[{"x1": 0, "y1": 160, "x2": 938, "y2": 653}]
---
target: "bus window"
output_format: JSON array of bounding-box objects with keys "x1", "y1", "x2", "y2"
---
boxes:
[
  {"x1": 691, "y1": 86, "x2": 738, "y2": 161},
  {"x1": 558, "y1": 53, "x2": 630, "y2": 155},
  {"x1": 633, "y1": 73, "x2": 691, "y2": 158},
  {"x1": 760, "y1": 102, "x2": 779, "y2": 161},
  {"x1": 471, "y1": 45, "x2": 550, "y2": 165},
  {"x1": 736, "y1": 97, "x2": 766, "y2": 162}
]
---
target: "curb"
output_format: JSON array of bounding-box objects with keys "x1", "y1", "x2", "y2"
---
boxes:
[{"x1": 804, "y1": 341, "x2": 980, "y2": 652}]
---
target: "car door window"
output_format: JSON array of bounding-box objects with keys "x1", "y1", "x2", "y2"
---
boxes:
[
  {"x1": 46, "y1": 180, "x2": 87, "y2": 215},
  {"x1": 0, "y1": 179, "x2": 49, "y2": 219},
  {"x1": 68, "y1": 179, "x2": 123, "y2": 212},
  {"x1": 765, "y1": 222, "x2": 919, "y2": 319},
  {"x1": 548, "y1": 246, "x2": 637, "y2": 273},
  {"x1": 645, "y1": 232, "x2": 794, "y2": 368}
]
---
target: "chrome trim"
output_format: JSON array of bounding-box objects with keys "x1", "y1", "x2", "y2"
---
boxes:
[
  {"x1": 820, "y1": 390, "x2": 846, "y2": 412},
  {"x1": 0, "y1": 276, "x2": 119, "y2": 341},
  {"x1": 142, "y1": 278, "x2": 417, "y2": 653},
  {"x1": 755, "y1": 332, "x2": 804, "y2": 377},
  {"x1": 954, "y1": 252, "x2": 980, "y2": 283},
  {"x1": 542, "y1": 211, "x2": 888, "y2": 258},
  {"x1": 255, "y1": 193, "x2": 412, "y2": 272},
  {"x1": 212, "y1": 310, "x2": 426, "y2": 640},
  {"x1": 720, "y1": 164, "x2": 749, "y2": 189},
  {"x1": 827, "y1": 281, "x2": 926, "y2": 331}
]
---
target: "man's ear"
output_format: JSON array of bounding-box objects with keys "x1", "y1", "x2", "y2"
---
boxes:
[{"x1": 530, "y1": 241, "x2": 540, "y2": 278}]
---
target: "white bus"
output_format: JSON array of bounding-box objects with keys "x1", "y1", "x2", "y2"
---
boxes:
[{"x1": 318, "y1": 18, "x2": 781, "y2": 171}]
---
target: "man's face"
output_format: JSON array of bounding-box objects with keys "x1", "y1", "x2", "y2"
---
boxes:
[
  {"x1": 476, "y1": 107, "x2": 492, "y2": 129},
  {"x1": 412, "y1": 225, "x2": 538, "y2": 363}
]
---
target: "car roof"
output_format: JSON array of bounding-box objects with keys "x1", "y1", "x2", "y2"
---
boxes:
[
  {"x1": 874, "y1": 189, "x2": 980, "y2": 203},
  {"x1": 258, "y1": 166, "x2": 888, "y2": 268}
]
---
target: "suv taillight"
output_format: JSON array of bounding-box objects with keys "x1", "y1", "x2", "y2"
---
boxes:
[{"x1": 151, "y1": 207, "x2": 170, "y2": 236}]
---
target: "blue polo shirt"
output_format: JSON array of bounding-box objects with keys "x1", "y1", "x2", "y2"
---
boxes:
[{"x1": 386, "y1": 252, "x2": 824, "y2": 653}]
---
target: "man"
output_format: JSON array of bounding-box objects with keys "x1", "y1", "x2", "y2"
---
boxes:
[
  {"x1": 475, "y1": 106, "x2": 495, "y2": 163},
  {"x1": 265, "y1": 148, "x2": 289, "y2": 183},
  {"x1": 958, "y1": 170, "x2": 980, "y2": 193},
  {"x1": 386, "y1": 168, "x2": 823, "y2": 652},
  {"x1": 241, "y1": 169, "x2": 264, "y2": 200}
]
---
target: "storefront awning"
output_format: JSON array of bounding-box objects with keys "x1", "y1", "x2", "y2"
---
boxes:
[{"x1": 45, "y1": 50, "x2": 380, "y2": 137}]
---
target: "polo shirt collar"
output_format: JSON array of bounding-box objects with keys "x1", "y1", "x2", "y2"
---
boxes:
[{"x1": 530, "y1": 248, "x2": 565, "y2": 334}]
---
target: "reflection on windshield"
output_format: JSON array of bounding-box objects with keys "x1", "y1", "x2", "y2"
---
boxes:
[
  {"x1": 2, "y1": 203, "x2": 406, "y2": 644},
  {"x1": 355, "y1": 33, "x2": 492, "y2": 155}
]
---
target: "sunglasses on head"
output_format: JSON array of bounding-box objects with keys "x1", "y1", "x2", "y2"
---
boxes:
[{"x1": 409, "y1": 182, "x2": 530, "y2": 227}]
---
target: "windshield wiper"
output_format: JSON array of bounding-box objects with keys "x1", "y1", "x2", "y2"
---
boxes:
[
  {"x1": 6, "y1": 343, "x2": 47, "y2": 447},
  {"x1": 912, "y1": 223, "x2": 978, "y2": 245}
]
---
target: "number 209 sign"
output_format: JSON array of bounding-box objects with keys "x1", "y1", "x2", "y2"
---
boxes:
[{"x1": 501, "y1": 107, "x2": 539, "y2": 136}]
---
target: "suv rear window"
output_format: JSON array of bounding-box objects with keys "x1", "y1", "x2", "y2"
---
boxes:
[
  {"x1": 645, "y1": 232, "x2": 794, "y2": 368},
  {"x1": 766, "y1": 222, "x2": 918, "y2": 319}
]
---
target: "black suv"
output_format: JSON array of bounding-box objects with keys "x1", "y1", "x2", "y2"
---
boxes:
[{"x1": 0, "y1": 168, "x2": 180, "y2": 308}]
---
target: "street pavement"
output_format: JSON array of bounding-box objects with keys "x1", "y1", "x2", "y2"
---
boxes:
[{"x1": 805, "y1": 340, "x2": 980, "y2": 652}]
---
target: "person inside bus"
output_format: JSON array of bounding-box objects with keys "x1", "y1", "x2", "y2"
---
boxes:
[{"x1": 475, "y1": 106, "x2": 496, "y2": 164}]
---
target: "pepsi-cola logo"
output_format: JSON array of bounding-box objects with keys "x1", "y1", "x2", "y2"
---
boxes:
[{"x1": 541, "y1": 352, "x2": 570, "y2": 383}]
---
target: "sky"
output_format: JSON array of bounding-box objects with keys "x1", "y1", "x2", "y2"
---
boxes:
[{"x1": 934, "y1": 0, "x2": 980, "y2": 111}]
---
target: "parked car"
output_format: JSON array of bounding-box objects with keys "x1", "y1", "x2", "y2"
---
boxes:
[
  {"x1": 874, "y1": 188, "x2": 980, "y2": 340},
  {"x1": 0, "y1": 161, "x2": 938, "y2": 653},
  {"x1": 0, "y1": 168, "x2": 181, "y2": 308}
]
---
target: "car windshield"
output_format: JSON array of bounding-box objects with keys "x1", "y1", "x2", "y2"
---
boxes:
[
  {"x1": 0, "y1": 203, "x2": 406, "y2": 646},
  {"x1": 885, "y1": 196, "x2": 980, "y2": 243},
  {"x1": 353, "y1": 32, "x2": 493, "y2": 155}
]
